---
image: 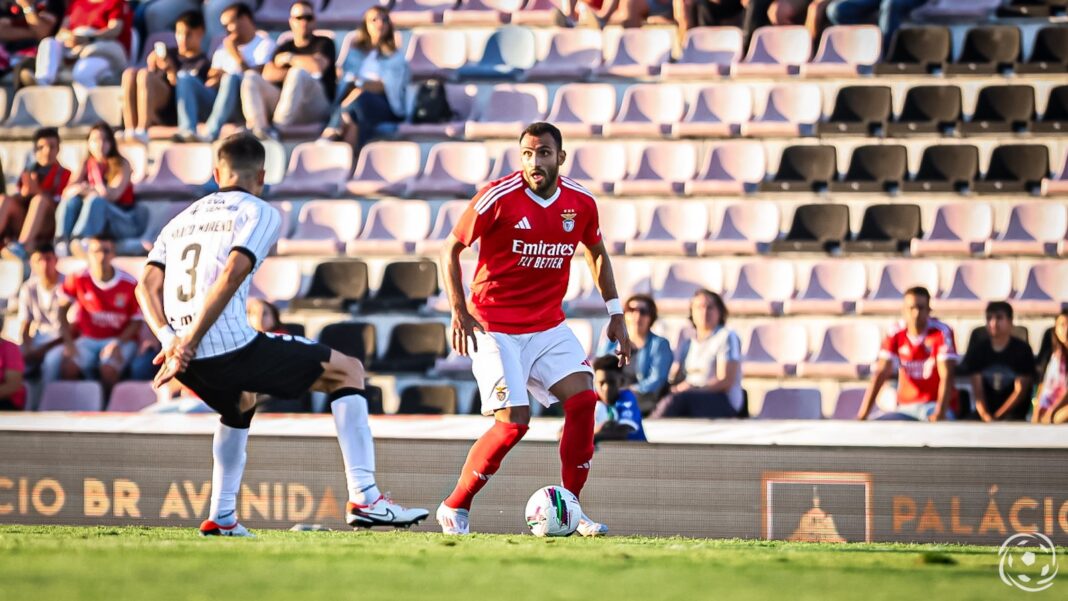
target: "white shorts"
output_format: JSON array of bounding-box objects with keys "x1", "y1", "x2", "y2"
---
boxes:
[{"x1": 471, "y1": 322, "x2": 593, "y2": 416}]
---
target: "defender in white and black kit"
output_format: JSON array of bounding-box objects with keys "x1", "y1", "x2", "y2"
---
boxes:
[{"x1": 135, "y1": 134, "x2": 427, "y2": 536}]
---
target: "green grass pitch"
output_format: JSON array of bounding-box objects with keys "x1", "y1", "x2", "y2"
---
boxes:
[{"x1": 0, "y1": 525, "x2": 1058, "y2": 600}]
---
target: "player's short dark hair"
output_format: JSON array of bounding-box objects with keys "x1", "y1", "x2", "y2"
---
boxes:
[
  {"x1": 32, "y1": 242, "x2": 55, "y2": 255},
  {"x1": 520, "y1": 122, "x2": 563, "y2": 152},
  {"x1": 986, "y1": 301, "x2": 1014, "y2": 321},
  {"x1": 904, "y1": 286, "x2": 931, "y2": 302},
  {"x1": 222, "y1": 2, "x2": 254, "y2": 21},
  {"x1": 175, "y1": 10, "x2": 205, "y2": 30},
  {"x1": 625, "y1": 293, "x2": 658, "y2": 326},
  {"x1": 217, "y1": 133, "x2": 266, "y2": 175},
  {"x1": 33, "y1": 127, "x2": 60, "y2": 144},
  {"x1": 593, "y1": 355, "x2": 622, "y2": 373}
]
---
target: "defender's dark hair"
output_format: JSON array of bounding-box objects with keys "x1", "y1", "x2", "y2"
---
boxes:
[
  {"x1": 904, "y1": 286, "x2": 931, "y2": 301},
  {"x1": 593, "y1": 355, "x2": 622, "y2": 373},
  {"x1": 33, "y1": 127, "x2": 60, "y2": 144},
  {"x1": 217, "y1": 133, "x2": 266, "y2": 174},
  {"x1": 985, "y1": 301, "x2": 1014, "y2": 321},
  {"x1": 175, "y1": 9, "x2": 205, "y2": 30},
  {"x1": 520, "y1": 122, "x2": 563, "y2": 151}
]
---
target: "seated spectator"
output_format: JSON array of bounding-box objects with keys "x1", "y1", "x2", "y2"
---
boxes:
[
  {"x1": 241, "y1": 1, "x2": 334, "y2": 140},
  {"x1": 592, "y1": 355, "x2": 647, "y2": 442},
  {"x1": 1034, "y1": 310, "x2": 1068, "y2": 425},
  {"x1": 121, "y1": 10, "x2": 208, "y2": 140},
  {"x1": 0, "y1": 127, "x2": 71, "y2": 260},
  {"x1": 598, "y1": 293, "x2": 673, "y2": 415},
  {"x1": 561, "y1": 0, "x2": 673, "y2": 28},
  {"x1": 55, "y1": 122, "x2": 142, "y2": 251},
  {"x1": 675, "y1": 0, "x2": 744, "y2": 40},
  {"x1": 32, "y1": 0, "x2": 132, "y2": 89},
  {"x1": 247, "y1": 297, "x2": 287, "y2": 334},
  {"x1": 174, "y1": 2, "x2": 274, "y2": 142},
  {"x1": 17, "y1": 243, "x2": 63, "y2": 378},
  {"x1": 652, "y1": 289, "x2": 744, "y2": 418},
  {"x1": 44, "y1": 235, "x2": 141, "y2": 393},
  {"x1": 321, "y1": 6, "x2": 406, "y2": 149},
  {"x1": 0, "y1": 314, "x2": 27, "y2": 411},
  {"x1": 0, "y1": 0, "x2": 63, "y2": 83},
  {"x1": 959, "y1": 301, "x2": 1035, "y2": 422},
  {"x1": 825, "y1": 0, "x2": 925, "y2": 44},
  {"x1": 858, "y1": 286, "x2": 958, "y2": 421}
]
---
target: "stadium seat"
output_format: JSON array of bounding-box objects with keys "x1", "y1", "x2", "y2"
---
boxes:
[
  {"x1": 3, "y1": 86, "x2": 75, "y2": 136},
  {"x1": 652, "y1": 260, "x2": 724, "y2": 314},
  {"x1": 135, "y1": 144, "x2": 213, "y2": 197},
  {"x1": 543, "y1": 83, "x2": 616, "y2": 138},
  {"x1": 857, "y1": 260, "x2": 940, "y2": 315},
  {"x1": 803, "y1": 25, "x2": 882, "y2": 77},
  {"x1": 1046, "y1": 150, "x2": 1068, "y2": 196},
  {"x1": 389, "y1": 0, "x2": 455, "y2": 26},
  {"x1": 743, "y1": 322, "x2": 808, "y2": 377},
  {"x1": 1018, "y1": 25, "x2": 1068, "y2": 73},
  {"x1": 911, "y1": 202, "x2": 993, "y2": 256},
  {"x1": 830, "y1": 389, "x2": 866, "y2": 420},
  {"x1": 366, "y1": 260, "x2": 440, "y2": 312},
  {"x1": 269, "y1": 201, "x2": 294, "y2": 239},
  {"x1": 268, "y1": 142, "x2": 353, "y2": 198},
  {"x1": 290, "y1": 260, "x2": 369, "y2": 312},
  {"x1": 976, "y1": 144, "x2": 1049, "y2": 195},
  {"x1": 686, "y1": 141, "x2": 765, "y2": 195},
  {"x1": 317, "y1": 0, "x2": 379, "y2": 26},
  {"x1": 724, "y1": 260, "x2": 795, "y2": 315},
  {"x1": 598, "y1": 201, "x2": 639, "y2": 255},
  {"x1": 256, "y1": 0, "x2": 323, "y2": 25},
  {"x1": 741, "y1": 83, "x2": 821, "y2": 137},
  {"x1": 606, "y1": 258, "x2": 655, "y2": 303},
  {"x1": 903, "y1": 144, "x2": 978, "y2": 193},
  {"x1": 1035, "y1": 84, "x2": 1068, "y2": 133},
  {"x1": 760, "y1": 145, "x2": 837, "y2": 193},
  {"x1": 406, "y1": 142, "x2": 490, "y2": 198},
  {"x1": 66, "y1": 86, "x2": 123, "y2": 132},
  {"x1": 250, "y1": 259, "x2": 303, "y2": 304},
  {"x1": 457, "y1": 25, "x2": 537, "y2": 80},
  {"x1": 999, "y1": 0, "x2": 1067, "y2": 18},
  {"x1": 443, "y1": 0, "x2": 523, "y2": 25},
  {"x1": 770, "y1": 204, "x2": 849, "y2": 253},
  {"x1": 757, "y1": 388, "x2": 822, "y2": 420},
  {"x1": 417, "y1": 200, "x2": 469, "y2": 255},
  {"x1": 732, "y1": 25, "x2": 810, "y2": 76},
  {"x1": 783, "y1": 261, "x2": 867, "y2": 315},
  {"x1": 464, "y1": 84, "x2": 548, "y2": 139},
  {"x1": 661, "y1": 26, "x2": 744, "y2": 79},
  {"x1": 526, "y1": 29, "x2": 603, "y2": 80},
  {"x1": 481, "y1": 147, "x2": 520, "y2": 186},
  {"x1": 986, "y1": 202, "x2": 1066, "y2": 256},
  {"x1": 797, "y1": 322, "x2": 881, "y2": 379},
  {"x1": 615, "y1": 142, "x2": 697, "y2": 196},
  {"x1": 945, "y1": 25, "x2": 1021, "y2": 75},
  {"x1": 961, "y1": 85, "x2": 1035, "y2": 135},
  {"x1": 510, "y1": 0, "x2": 558, "y2": 24},
  {"x1": 817, "y1": 85, "x2": 892, "y2": 136},
  {"x1": 625, "y1": 203, "x2": 709, "y2": 256},
  {"x1": 561, "y1": 144, "x2": 627, "y2": 193},
  {"x1": 277, "y1": 200, "x2": 362, "y2": 256},
  {"x1": 602, "y1": 84, "x2": 685, "y2": 138},
  {"x1": 107, "y1": 381, "x2": 157, "y2": 412},
  {"x1": 406, "y1": 29, "x2": 468, "y2": 80},
  {"x1": 697, "y1": 201, "x2": 779, "y2": 255},
  {"x1": 380, "y1": 322, "x2": 449, "y2": 372},
  {"x1": 672, "y1": 85, "x2": 752, "y2": 138},
  {"x1": 937, "y1": 261, "x2": 1014, "y2": 314},
  {"x1": 397, "y1": 82, "x2": 475, "y2": 138},
  {"x1": 910, "y1": 0, "x2": 1002, "y2": 20},
  {"x1": 874, "y1": 26, "x2": 950, "y2": 74},
  {"x1": 842, "y1": 204, "x2": 922, "y2": 253},
  {"x1": 318, "y1": 321, "x2": 377, "y2": 366},
  {"x1": 596, "y1": 28, "x2": 674, "y2": 78},
  {"x1": 39, "y1": 381, "x2": 104, "y2": 412},
  {"x1": 346, "y1": 200, "x2": 432, "y2": 255},
  {"x1": 398, "y1": 385, "x2": 458, "y2": 414},
  {"x1": 831, "y1": 144, "x2": 907, "y2": 193},
  {"x1": 886, "y1": 85, "x2": 962, "y2": 136},
  {"x1": 1013, "y1": 262, "x2": 1068, "y2": 315},
  {"x1": 345, "y1": 141, "x2": 421, "y2": 197}
]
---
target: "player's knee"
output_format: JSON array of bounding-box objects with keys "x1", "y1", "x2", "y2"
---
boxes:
[
  {"x1": 495, "y1": 405, "x2": 531, "y2": 426},
  {"x1": 328, "y1": 353, "x2": 365, "y2": 389}
]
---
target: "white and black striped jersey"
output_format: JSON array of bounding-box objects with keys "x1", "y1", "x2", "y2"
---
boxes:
[{"x1": 146, "y1": 187, "x2": 282, "y2": 359}]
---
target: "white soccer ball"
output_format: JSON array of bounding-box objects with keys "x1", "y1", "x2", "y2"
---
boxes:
[{"x1": 525, "y1": 485, "x2": 581, "y2": 537}]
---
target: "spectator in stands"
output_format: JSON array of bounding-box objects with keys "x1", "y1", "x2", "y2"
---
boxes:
[
  {"x1": 560, "y1": 0, "x2": 675, "y2": 28},
  {"x1": 959, "y1": 302, "x2": 1035, "y2": 422},
  {"x1": 652, "y1": 289, "x2": 744, "y2": 418},
  {"x1": 592, "y1": 355, "x2": 647, "y2": 442},
  {"x1": 241, "y1": 1, "x2": 334, "y2": 140},
  {"x1": 858, "y1": 286, "x2": 958, "y2": 422},
  {"x1": 246, "y1": 298, "x2": 287, "y2": 334},
  {"x1": 0, "y1": 0, "x2": 64, "y2": 84},
  {"x1": 121, "y1": 10, "x2": 208, "y2": 141},
  {"x1": 598, "y1": 293, "x2": 673, "y2": 415},
  {"x1": 45, "y1": 235, "x2": 141, "y2": 393},
  {"x1": 17, "y1": 243, "x2": 63, "y2": 379},
  {"x1": 0, "y1": 314, "x2": 27, "y2": 411},
  {"x1": 739, "y1": 0, "x2": 827, "y2": 45},
  {"x1": 824, "y1": 0, "x2": 925, "y2": 43},
  {"x1": 675, "y1": 0, "x2": 744, "y2": 41},
  {"x1": 32, "y1": 0, "x2": 133, "y2": 89},
  {"x1": 55, "y1": 122, "x2": 141, "y2": 252},
  {"x1": 174, "y1": 2, "x2": 275, "y2": 142},
  {"x1": 0, "y1": 127, "x2": 71, "y2": 261},
  {"x1": 1034, "y1": 310, "x2": 1068, "y2": 425},
  {"x1": 321, "y1": 6, "x2": 407, "y2": 149}
]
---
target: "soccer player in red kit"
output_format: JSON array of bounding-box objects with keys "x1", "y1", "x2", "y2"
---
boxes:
[{"x1": 436, "y1": 122, "x2": 631, "y2": 536}]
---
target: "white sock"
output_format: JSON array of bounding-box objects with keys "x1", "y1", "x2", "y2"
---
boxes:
[
  {"x1": 208, "y1": 423, "x2": 249, "y2": 525},
  {"x1": 332, "y1": 394, "x2": 380, "y2": 505}
]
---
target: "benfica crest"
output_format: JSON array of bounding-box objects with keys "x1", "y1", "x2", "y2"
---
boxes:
[{"x1": 561, "y1": 210, "x2": 577, "y2": 232}]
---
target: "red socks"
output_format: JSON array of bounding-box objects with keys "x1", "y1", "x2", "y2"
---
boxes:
[
  {"x1": 560, "y1": 390, "x2": 598, "y2": 499},
  {"x1": 444, "y1": 421, "x2": 528, "y2": 510}
]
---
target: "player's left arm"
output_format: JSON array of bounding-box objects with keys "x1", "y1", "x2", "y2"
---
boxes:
[{"x1": 584, "y1": 239, "x2": 631, "y2": 366}]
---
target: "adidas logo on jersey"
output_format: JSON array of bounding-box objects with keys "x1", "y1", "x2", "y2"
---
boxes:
[{"x1": 514, "y1": 217, "x2": 532, "y2": 230}]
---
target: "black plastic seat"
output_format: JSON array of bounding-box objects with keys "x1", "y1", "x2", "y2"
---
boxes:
[
  {"x1": 1017, "y1": 25, "x2": 1068, "y2": 73},
  {"x1": 874, "y1": 26, "x2": 950, "y2": 74},
  {"x1": 841, "y1": 204, "x2": 921, "y2": 253},
  {"x1": 760, "y1": 145, "x2": 837, "y2": 193},
  {"x1": 289, "y1": 260, "x2": 369, "y2": 312},
  {"x1": 975, "y1": 144, "x2": 1049, "y2": 195},
  {"x1": 945, "y1": 25, "x2": 1021, "y2": 75},
  {"x1": 317, "y1": 321, "x2": 377, "y2": 367},
  {"x1": 398, "y1": 385, "x2": 458, "y2": 415},
  {"x1": 960, "y1": 85, "x2": 1035, "y2": 135},
  {"x1": 380, "y1": 322, "x2": 448, "y2": 372},
  {"x1": 903, "y1": 144, "x2": 979, "y2": 193},
  {"x1": 364, "y1": 260, "x2": 439, "y2": 312},
  {"x1": 817, "y1": 86, "x2": 892, "y2": 136},
  {"x1": 886, "y1": 85, "x2": 962, "y2": 136},
  {"x1": 769, "y1": 204, "x2": 849, "y2": 253},
  {"x1": 1035, "y1": 85, "x2": 1068, "y2": 133},
  {"x1": 831, "y1": 145, "x2": 907, "y2": 193}
]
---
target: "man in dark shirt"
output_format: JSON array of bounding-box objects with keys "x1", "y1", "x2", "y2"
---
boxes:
[
  {"x1": 960, "y1": 301, "x2": 1036, "y2": 422},
  {"x1": 240, "y1": 0, "x2": 334, "y2": 139}
]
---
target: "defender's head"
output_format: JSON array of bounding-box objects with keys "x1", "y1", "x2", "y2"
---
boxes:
[
  {"x1": 214, "y1": 133, "x2": 266, "y2": 196},
  {"x1": 519, "y1": 122, "x2": 565, "y2": 198}
]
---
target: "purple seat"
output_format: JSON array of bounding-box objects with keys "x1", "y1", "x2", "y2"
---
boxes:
[
  {"x1": 698, "y1": 201, "x2": 779, "y2": 256},
  {"x1": 464, "y1": 84, "x2": 548, "y2": 139},
  {"x1": 856, "y1": 260, "x2": 940, "y2": 315},
  {"x1": 598, "y1": 201, "x2": 639, "y2": 255},
  {"x1": 724, "y1": 261, "x2": 795, "y2": 315},
  {"x1": 910, "y1": 202, "x2": 993, "y2": 256},
  {"x1": 742, "y1": 83, "x2": 822, "y2": 137},
  {"x1": 346, "y1": 200, "x2": 432, "y2": 255},
  {"x1": 560, "y1": 143, "x2": 627, "y2": 194},
  {"x1": 526, "y1": 29, "x2": 603, "y2": 80},
  {"x1": 662, "y1": 27, "x2": 743, "y2": 79},
  {"x1": 797, "y1": 322, "x2": 882, "y2": 379},
  {"x1": 830, "y1": 388, "x2": 876, "y2": 420},
  {"x1": 625, "y1": 203, "x2": 709, "y2": 256},
  {"x1": 936, "y1": 261, "x2": 1013, "y2": 314},
  {"x1": 406, "y1": 84, "x2": 478, "y2": 139},
  {"x1": 615, "y1": 142, "x2": 697, "y2": 196},
  {"x1": 743, "y1": 323, "x2": 808, "y2": 377},
  {"x1": 1013, "y1": 262, "x2": 1068, "y2": 315},
  {"x1": 757, "y1": 388, "x2": 823, "y2": 420},
  {"x1": 250, "y1": 259, "x2": 303, "y2": 303},
  {"x1": 345, "y1": 141, "x2": 422, "y2": 197},
  {"x1": 276, "y1": 200, "x2": 362, "y2": 256},
  {"x1": 544, "y1": 83, "x2": 616, "y2": 138},
  {"x1": 417, "y1": 200, "x2": 471, "y2": 256},
  {"x1": 652, "y1": 260, "x2": 724, "y2": 314},
  {"x1": 269, "y1": 142, "x2": 353, "y2": 198},
  {"x1": 672, "y1": 85, "x2": 752, "y2": 138},
  {"x1": 1046, "y1": 152, "x2": 1068, "y2": 196},
  {"x1": 39, "y1": 381, "x2": 104, "y2": 412},
  {"x1": 390, "y1": 0, "x2": 455, "y2": 26},
  {"x1": 406, "y1": 29, "x2": 468, "y2": 79},
  {"x1": 803, "y1": 25, "x2": 882, "y2": 77},
  {"x1": 732, "y1": 26, "x2": 811, "y2": 77},
  {"x1": 481, "y1": 147, "x2": 522, "y2": 187},
  {"x1": 405, "y1": 142, "x2": 490, "y2": 198},
  {"x1": 601, "y1": 84, "x2": 685, "y2": 138},
  {"x1": 985, "y1": 202, "x2": 1067, "y2": 256},
  {"x1": 135, "y1": 144, "x2": 213, "y2": 197},
  {"x1": 317, "y1": 0, "x2": 381, "y2": 27},
  {"x1": 783, "y1": 261, "x2": 867, "y2": 315},
  {"x1": 596, "y1": 29, "x2": 674, "y2": 78},
  {"x1": 107, "y1": 381, "x2": 157, "y2": 412},
  {"x1": 686, "y1": 141, "x2": 766, "y2": 195},
  {"x1": 443, "y1": 0, "x2": 523, "y2": 25}
]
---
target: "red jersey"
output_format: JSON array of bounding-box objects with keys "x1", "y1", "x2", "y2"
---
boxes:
[
  {"x1": 879, "y1": 318, "x2": 959, "y2": 411},
  {"x1": 67, "y1": 0, "x2": 132, "y2": 53},
  {"x1": 453, "y1": 172, "x2": 602, "y2": 334},
  {"x1": 60, "y1": 269, "x2": 141, "y2": 340}
]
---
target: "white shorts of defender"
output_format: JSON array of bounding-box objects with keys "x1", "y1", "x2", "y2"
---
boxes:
[{"x1": 471, "y1": 322, "x2": 593, "y2": 416}]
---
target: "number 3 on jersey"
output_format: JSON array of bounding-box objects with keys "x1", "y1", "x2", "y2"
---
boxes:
[{"x1": 177, "y1": 243, "x2": 202, "y2": 302}]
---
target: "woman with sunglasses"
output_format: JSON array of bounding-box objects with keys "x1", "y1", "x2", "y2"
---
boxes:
[{"x1": 598, "y1": 293, "x2": 673, "y2": 415}]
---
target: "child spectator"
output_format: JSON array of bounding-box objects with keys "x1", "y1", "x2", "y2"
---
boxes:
[
  {"x1": 592, "y1": 354, "x2": 647, "y2": 442},
  {"x1": 16, "y1": 243, "x2": 63, "y2": 377},
  {"x1": 0, "y1": 127, "x2": 70, "y2": 260},
  {"x1": 959, "y1": 301, "x2": 1035, "y2": 422}
]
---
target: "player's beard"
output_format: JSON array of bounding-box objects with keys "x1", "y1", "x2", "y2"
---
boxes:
[{"x1": 524, "y1": 166, "x2": 556, "y2": 197}]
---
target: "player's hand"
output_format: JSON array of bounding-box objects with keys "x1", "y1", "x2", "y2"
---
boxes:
[
  {"x1": 451, "y1": 310, "x2": 484, "y2": 357},
  {"x1": 152, "y1": 338, "x2": 195, "y2": 389},
  {"x1": 606, "y1": 313, "x2": 631, "y2": 367}
]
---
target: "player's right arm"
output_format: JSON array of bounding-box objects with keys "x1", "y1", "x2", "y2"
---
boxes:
[{"x1": 442, "y1": 234, "x2": 483, "y2": 357}]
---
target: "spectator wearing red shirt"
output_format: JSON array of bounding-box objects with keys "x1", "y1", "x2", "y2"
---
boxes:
[
  {"x1": 0, "y1": 314, "x2": 27, "y2": 411},
  {"x1": 858, "y1": 286, "x2": 959, "y2": 422},
  {"x1": 0, "y1": 127, "x2": 70, "y2": 259},
  {"x1": 33, "y1": 0, "x2": 132, "y2": 89},
  {"x1": 0, "y1": 0, "x2": 63, "y2": 82},
  {"x1": 44, "y1": 235, "x2": 141, "y2": 393}
]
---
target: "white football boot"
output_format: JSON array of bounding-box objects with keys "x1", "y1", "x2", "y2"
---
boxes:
[
  {"x1": 576, "y1": 511, "x2": 608, "y2": 537},
  {"x1": 199, "y1": 519, "x2": 254, "y2": 537},
  {"x1": 436, "y1": 503, "x2": 470, "y2": 535},
  {"x1": 347, "y1": 494, "x2": 429, "y2": 529}
]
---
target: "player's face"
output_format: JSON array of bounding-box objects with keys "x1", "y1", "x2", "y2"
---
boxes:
[
  {"x1": 87, "y1": 129, "x2": 110, "y2": 160},
  {"x1": 29, "y1": 251, "x2": 56, "y2": 278},
  {"x1": 902, "y1": 293, "x2": 931, "y2": 330},
  {"x1": 624, "y1": 299, "x2": 652, "y2": 336},
  {"x1": 175, "y1": 22, "x2": 204, "y2": 55},
  {"x1": 986, "y1": 311, "x2": 1011, "y2": 339},
  {"x1": 520, "y1": 133, "x2": 565, "y2": 197},
  {"x1": 1056, "y1": 315, "x2": 1068, "y2": 346},
  {"x1": 86, "y1": 240, "x2": 115, "y2": 270},
  {"x1": 34, "y1": 136, "x2": 59, "y2": 166},
  {"x1": 594, "y1": 369, "x2": 620, "y2": 403}
]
